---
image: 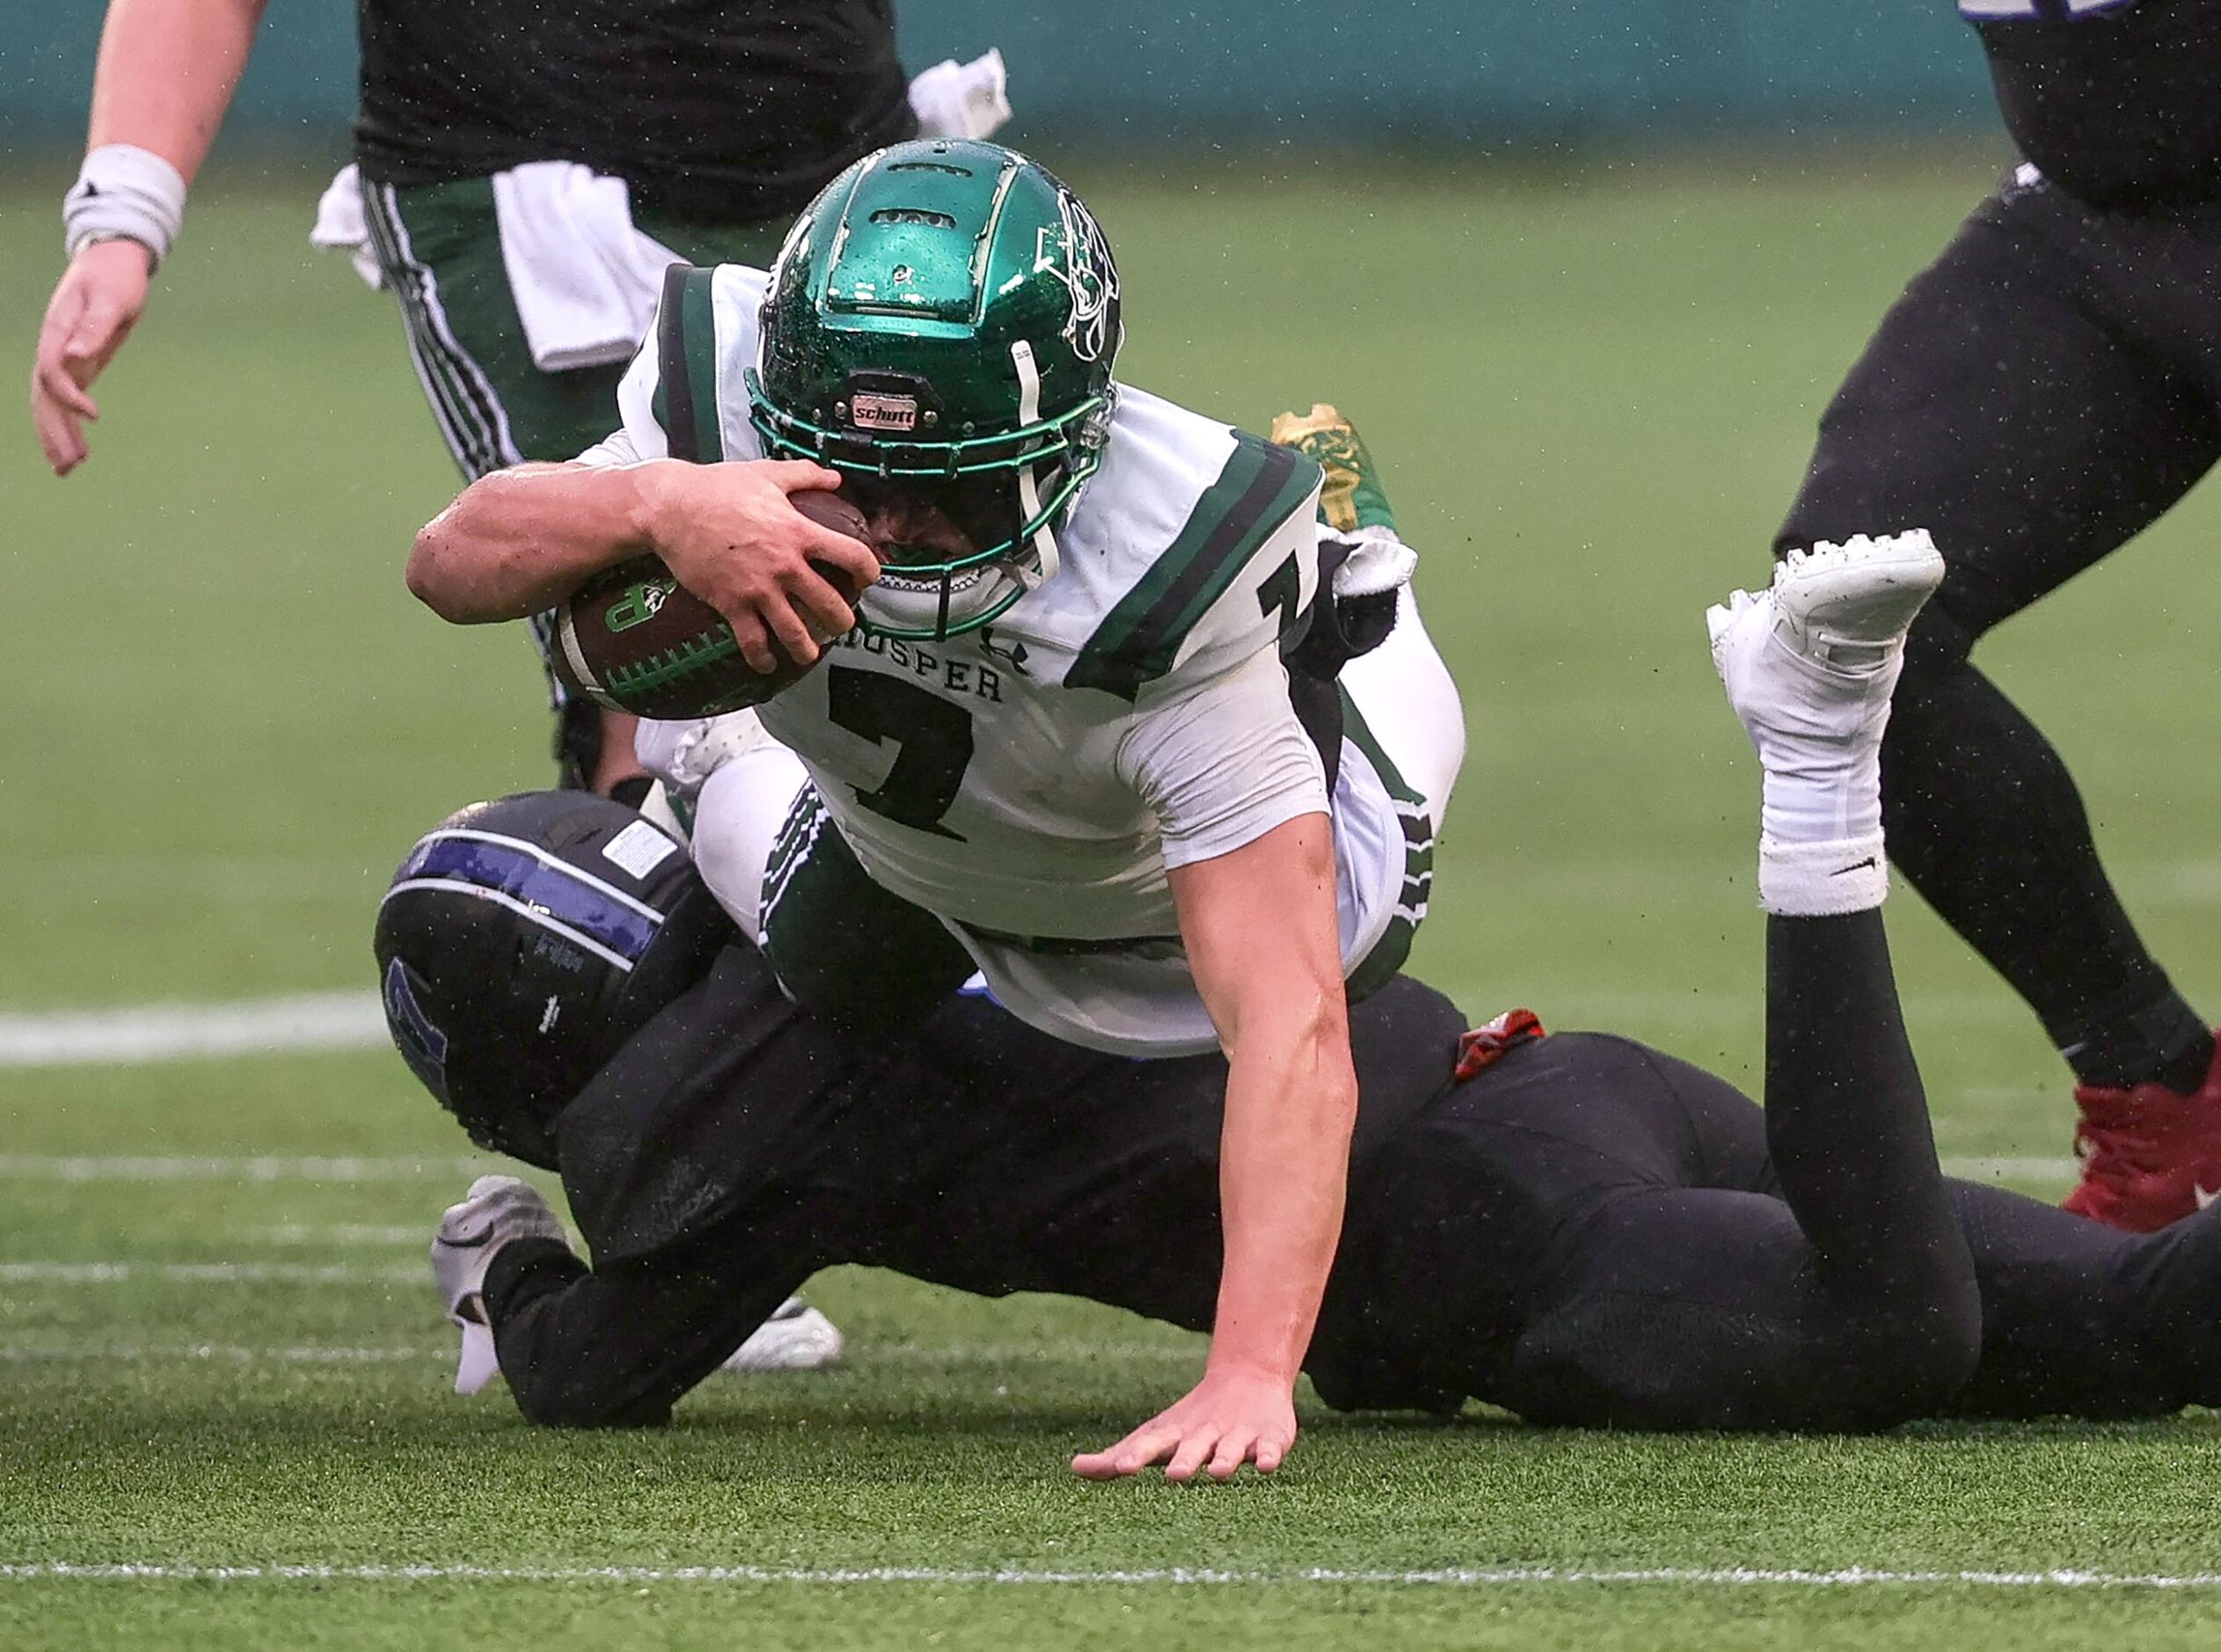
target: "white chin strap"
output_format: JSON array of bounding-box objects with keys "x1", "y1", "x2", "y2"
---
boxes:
[{"x1": 1010, "y1": 340, "x2": 1061, "y2": 588}]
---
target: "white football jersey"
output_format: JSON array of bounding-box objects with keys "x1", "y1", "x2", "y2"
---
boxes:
[{"x1": 590, "y1": 264, "x2": 1448, "y2": 1055}]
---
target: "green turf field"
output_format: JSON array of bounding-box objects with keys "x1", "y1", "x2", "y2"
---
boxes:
[{"x1": 5, "y1": 154, "x2": 2221, "y2": 1648}]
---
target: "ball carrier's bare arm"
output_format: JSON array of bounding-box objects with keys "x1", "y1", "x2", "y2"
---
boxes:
[{"x1": 411, "y1": 458, "x2": 879, "y2": 674}]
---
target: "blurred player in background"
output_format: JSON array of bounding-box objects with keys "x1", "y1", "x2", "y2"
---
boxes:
[
  {"x1": 27, "y1": 0, "x2": 1007, "y2": 794},
  {"x1": 1775, "y1": 0, "x2": 2221, "y2": 1230}
]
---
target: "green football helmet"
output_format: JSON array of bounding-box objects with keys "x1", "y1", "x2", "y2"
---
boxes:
[{"x1": 749, "y1": 139, "x2": 1123, "y2": 640}]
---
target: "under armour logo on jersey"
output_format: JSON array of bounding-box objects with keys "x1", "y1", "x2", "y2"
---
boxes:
[
  {"x1": 978, "y1": 626, "x2": 1031, "y2": 676},
  {"x1": 1960, "y1": 0, "x2": 2137, "y2": 20}
]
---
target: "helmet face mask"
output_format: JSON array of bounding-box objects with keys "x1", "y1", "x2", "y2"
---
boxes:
[{"x1": 750, "y1": 139, "x2": 1123, "y2": 640}]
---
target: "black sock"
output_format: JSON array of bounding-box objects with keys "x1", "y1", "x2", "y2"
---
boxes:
[
  {"x1": 1882, "y1": 613, "x2": 2202, "y2": 1090},
  {"x1": 2056, "y1": 990, "x2": 2214, "y2": 1094},
  {"x1": 1765, "y1": 911, "x2": 1973, "y2": 1306}
]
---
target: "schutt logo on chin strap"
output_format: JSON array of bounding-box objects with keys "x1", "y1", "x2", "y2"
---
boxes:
[{"x1": 1454, "y1": 1008, "x2": 1546, "y2": 1080}]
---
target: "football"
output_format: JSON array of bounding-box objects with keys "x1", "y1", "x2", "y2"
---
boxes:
[{"x1": 550, "y1": 488, "x2": 871, "y2": 720}]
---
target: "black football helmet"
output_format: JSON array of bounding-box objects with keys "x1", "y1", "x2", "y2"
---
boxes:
[{"x1": 372, "y1": 792, "x2": 735, "y2": 1167}]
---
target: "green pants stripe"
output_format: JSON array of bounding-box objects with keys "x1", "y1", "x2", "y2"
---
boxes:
[{"x1": 362, "y1": 174, "x2": 794, "y2": 691}]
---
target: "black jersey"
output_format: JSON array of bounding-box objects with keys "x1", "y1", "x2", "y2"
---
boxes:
[
  {"x1": 1972, "y1": 0, "x2": 2221, "y2": 211},
  {"x1": 354, "y1": 0, "x2": 914, "y2": 219},
  {"x1": 556, "y1": 950, "x2": 1465, "y2": 1302}
]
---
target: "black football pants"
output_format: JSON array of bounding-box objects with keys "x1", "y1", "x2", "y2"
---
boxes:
[
  {"x1": 1777, "y1": 172, "x2": 2221, "y2": 1089},
  {"x1": 1337, "y1": 916, "x2": 2221, "y2": 1429}
]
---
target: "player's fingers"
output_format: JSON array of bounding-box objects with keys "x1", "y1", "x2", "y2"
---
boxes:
[
  {"x1": 34, "y1": 359, "x2": 99, "y2": 420},
  {"x1": 1164, "y1": 1426, "x2": 1222, "y2": 1485},
  {"x1": 803, "y1": 529, "x2": 881, "y2": 592},
  {"x1": 32, "y1": 398, "x2": 88, "y2": 475},
  {"x1": 761, "y1": 596, "x2": 822, "y2": 669},
  {"x1": 30, "y1": 369, "x2": 94, "y2": 468},
  {"x1": 1118, "y1": 1424, "x2": 1187, "y2": 1475},
  {"x1": 790, "y1": 567, "x2": 858, "y2": 642},
  {"x1": 1203, "y1": 1429, "x2": 1257, "y2": 1483},
  {"x1": 1072, "y1": 1422, "x2": 1178, "y2": 1480},
  {"x1": 763, "y1": 458, "x2": 846, "y2": 493},
  {"x1": 724, "y1": 609, "x2": 779, "y2": 676}
]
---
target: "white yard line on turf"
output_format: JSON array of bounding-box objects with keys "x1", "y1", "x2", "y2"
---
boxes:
[
  {"x1": 0, "y1": 1261, "x2": 420, "y2": 1284},
  {"x1": 0, "y1": 1156, "x2": 490, "y2": 1181},
  {"x1": 258, "y1": 1224, "x2": 427, "y2": 1246},
  {"x1": 5, "y1": 1562, "x2": 2221, "y2": 1590},
  {"x1": 0, "y1": 1346, "x2": 442, "y2": 1364},
  {"x1": 0, "y1": 992, "x2": 386, "y2": 1068},
  {"x1": 0, "y1": 1340, "x2": 1184, "y2": 1365}
]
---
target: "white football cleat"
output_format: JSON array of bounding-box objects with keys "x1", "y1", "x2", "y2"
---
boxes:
[
  {"x1": 1708, "y1": 530, "x2": 1945, "y2": 741},
  {"x1": 720, "y1": 1297, "x2": 846, "y2": 1373},
  {"x1": 1708, "y1": 532, "x2": 1945, "y2": 916},
  {"x1": 430, "y1": 1174, "x2": 568, "y2": 1395},
  {"x1": 1768, "y1": 530, "x2": 1948, "y2": 669}
]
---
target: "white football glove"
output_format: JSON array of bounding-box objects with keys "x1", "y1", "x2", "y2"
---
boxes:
[
  {"x1": 1327, "y1": 523, "x2": 1419, "y2": 599},
  {"x1": 429, "y1": 1175, "x2": 569, "y2": 1395},
  {"x1": 720, "y1": 1297, "x2": 847, "y2": 1373}
]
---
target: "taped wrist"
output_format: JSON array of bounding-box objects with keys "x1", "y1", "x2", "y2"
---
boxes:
[{"x1": 64, "y1": 144, "x2": 187, "y2": 268}]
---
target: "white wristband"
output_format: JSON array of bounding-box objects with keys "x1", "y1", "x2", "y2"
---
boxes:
[
  {"x1": 1757, "y1": 832, "x2": 1889, "y2": 918},
  {"x1": 64, "y1": 144, "x2": 188, "y2": 269}
]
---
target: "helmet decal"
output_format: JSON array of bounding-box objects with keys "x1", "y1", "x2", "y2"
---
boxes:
[
  {"x1": 383, "y1": 958, "x2": 451, "y2": 1102},
  {"x1": 1043, "y1": 190, "x2": 1121, "y2": 364}
]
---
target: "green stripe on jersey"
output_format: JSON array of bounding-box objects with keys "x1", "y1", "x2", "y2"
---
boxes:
[
  {"x1": 654, "y1": 266, "x2": 727, "y2": 464},
  {"x1": 1066, "y1": 434, "x2": 1320, "y2": 701},
  {"x1": 1341, "y1": 684, "x2": 1435, "y2": 1002},
  {"x1": 1341, "y1": 684, "x2": 1427, "y2": 808}
]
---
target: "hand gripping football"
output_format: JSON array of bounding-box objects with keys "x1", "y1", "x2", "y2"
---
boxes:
[{"x1": 551, "y1": 489, "x2": 869, "y2": 720}]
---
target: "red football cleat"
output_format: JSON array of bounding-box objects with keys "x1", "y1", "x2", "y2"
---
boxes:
[{"x1": 2063, "y1": 1039, "x2": 2221, "y2": 1232}]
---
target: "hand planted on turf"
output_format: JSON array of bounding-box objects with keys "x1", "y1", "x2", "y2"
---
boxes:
[
  {"x1": 31, "y1": 239, "x2": 153, "y2": 476},
  {"x1": 640, "y1": 459, "x2": 881, "y2": 673},
  {"x1": 1070, "y1": 1365, "x2": 1298, "y2": 1482}
]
